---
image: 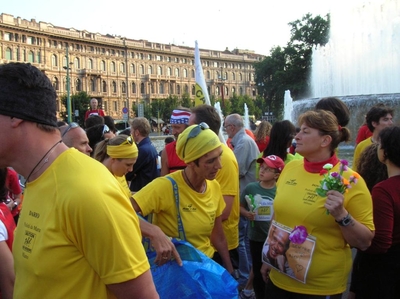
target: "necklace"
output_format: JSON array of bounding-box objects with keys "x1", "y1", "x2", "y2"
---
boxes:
[
  {"x1": 183, "y1": 169, "x2": 206, "y2": 193},
  {"x1": 24, "y1": 140, "x2": 62, "y2": 186}
]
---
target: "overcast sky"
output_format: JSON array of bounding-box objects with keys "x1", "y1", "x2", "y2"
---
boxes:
[{"x1": 1, "y1": 0, "x2": 372, "y2": 55}]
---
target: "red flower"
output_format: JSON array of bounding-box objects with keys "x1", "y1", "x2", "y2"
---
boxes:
[{"x1": 319, "y1": 169, "x2": 328, "y2": 175}]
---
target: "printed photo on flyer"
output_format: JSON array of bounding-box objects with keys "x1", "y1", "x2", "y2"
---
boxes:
[{"x1": 262, "y1": 220, "x2": 316, "y2": 284}]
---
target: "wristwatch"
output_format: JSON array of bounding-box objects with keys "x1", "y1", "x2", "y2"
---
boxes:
[{"x1": 335, "y1": 213, "x2": 352, "y2": 226}]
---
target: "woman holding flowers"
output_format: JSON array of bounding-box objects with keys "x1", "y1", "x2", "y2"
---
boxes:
[{"x1": 261, "y1": 110, "x2": 374, "y2": 298}]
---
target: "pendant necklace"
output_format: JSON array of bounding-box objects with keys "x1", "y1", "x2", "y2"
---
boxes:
[{"x1": 24, "y1": 140, "x2": 62, "y2": 187}]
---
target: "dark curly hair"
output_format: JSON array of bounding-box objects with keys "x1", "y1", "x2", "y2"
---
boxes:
[
  {"x1": 356, "y1": 143, "x2": 388, "y2": 192},
  {"x1": 379, "y1": 126, "x2": 400, "y2": 168}
]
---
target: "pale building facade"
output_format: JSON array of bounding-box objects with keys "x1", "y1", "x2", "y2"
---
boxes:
[{"x1": 0, "y1": 13, "x2": 263, "y2": 120}]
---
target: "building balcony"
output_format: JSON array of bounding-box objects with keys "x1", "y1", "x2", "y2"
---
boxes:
[{"x1": 80, "y1": 69, "x2": 102, "y2": 76}]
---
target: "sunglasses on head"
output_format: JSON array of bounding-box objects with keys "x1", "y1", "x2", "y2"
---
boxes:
[
  {"x1": 182, "y1": 122, "x2": 209, "y2": 158},
  {"x1": 102, "y1": 124, "x2": 111, "y2": 137},
  {"x1": 121, "y1": 135, "x2": 134, "y2": 146},
  {"x1": 61, "y1": 122, "x2": 79, "y2": 137}
]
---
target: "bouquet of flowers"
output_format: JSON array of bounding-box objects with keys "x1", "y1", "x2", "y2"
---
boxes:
[{"x1": 315, "y1": 159, "x2": 359, "y2": 198}]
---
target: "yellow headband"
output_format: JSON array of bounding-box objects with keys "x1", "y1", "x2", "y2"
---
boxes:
[
  {"x1": 176, "y1": 124, "x2": 221, "y2": 163},
  {"x1": 107, "y1": 137, "x2": 138, "y2": 159}
]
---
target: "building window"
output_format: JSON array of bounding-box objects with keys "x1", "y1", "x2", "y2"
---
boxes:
[
  {"x1": 167, "y1": 67, "x2": 172, "y2": 76},
  {"x1": 114, "y1": 101, "x2": 118, "y2": 111},
  {"x1": 150, "y1": 82, "x2": 154, "y2": 93},
  {"x1": 232, "y1": 87, "x2": 236, "y2": 94},
  {"x1": 156, "y1": 55, "x2": 162, "y2": 61},
  {"x1": 240, "y1": 87, "x2": 243, "y2": 95},
  {"x1": 140, "y1": 83, "x2": 145, "y2": 94},
  {"x1": 191, "y1": 85, "x2": 195, "y2": 95},
  {"x1": 232, "y1": 72, "x2": 236, "y2": 81},
  {"x1": 139, "y1": 53, "x2": 144, "y2": 60},
  {"x1": 52, "y1": 54, "x2": 58, "y2": 67},
  {"x1": 5, "y1": 47, "x2": 12, "y2": 60},
  {"x1": 140, "y1": 65, "x2": 145, "y2": 75},
  {"x1": 207, "y1": 71, "x2": 210, "y2": 79},
  {"x1": 120, "y1": 62, "x2": 125, "y2": 73},
  {"x1": 177, "y1": 85, "x2": 181, "y2": 95},
  {"x1": 74, "y1": 79, "x2": 80, "y2": 92},
  {"x1": 191, "y1": 69, "x2": 195, "y2": 78},
  {"x1": 37, "y1": 51, "x2": 41, "y2": 63},
  {"x1": 183, "y1": 69, "x2": 188, "y2": 78},
  {"x1": 74, "y1": 57, "x2": 80, "y2": 69},
  {"x1": 157, "y1": 66, "x2": 162, "y2": 75},
  {"x1": 122, "y1": 82, "x2": 126, "y2": 93},
  {"x1": 147, "y1": 54, "x2": 152, "y2": 60},
  {"x1": 148, "y1": 65, "x2": 152, "y2": 75},
  {"x1": 102, "y1": 80, "x2": 107, "y2": 92},
  {"x1": 28, "y1": 51, "x2": 34, "y2": 63},
  {"x1": 52, "y1": 77, "x2": 59, "y2": 90},
  {"x1": 170, "y1": 83, "x2": 174, "y2": 94},
  {"x1": 88, "y1": 59, "x2": 93, "y2": 69},
  {"x1": 90, "y1": 79, "x2": 95, "y2": 92},
  {"x1": 112, "y1": 81, "x2": 117, "y2": 93},
  {"x1": 175, "y1": 68, "x2": 179, "y2": 77},
  {"x1": 130, "y1": 63, "x2": 135, "y2": 74},
  {"x1": 101, "y1": 60, "x2": 106, "y2": 71},
  {"x1": 159, "y1": 82, "x2": 164, "y2": 94},
  {"x1": 184, "y1": 85, "x2": 188, "y2": 94},
  {"x1": 111, "y1": 61, "x2": 116, "y2": 72},
  {"x1": 131, "y1": 82, "x2": 136, "y2": 94},
  {"x1": 4, "y1": 32, "x2": 12, "y2": 41}
]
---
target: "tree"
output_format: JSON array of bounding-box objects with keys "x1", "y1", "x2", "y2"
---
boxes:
[
  {"x1": 254, "y1": 13, "x2": 330, "y2": 120},
  {"x1": 60, "y1": 91, "x2": 91, "y2": 126}
]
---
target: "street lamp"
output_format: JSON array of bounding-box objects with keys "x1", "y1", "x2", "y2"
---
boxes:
[{"x1": 63, "y1": 46, "x2": 73, "y2": 123}]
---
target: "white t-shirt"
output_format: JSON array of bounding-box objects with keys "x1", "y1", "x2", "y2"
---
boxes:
[{"x1": 0, "y1": 219, "x2": 8, "y2": 241}]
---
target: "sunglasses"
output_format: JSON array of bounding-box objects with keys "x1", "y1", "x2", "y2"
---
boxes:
[
  {"x1": 182, "y1": 122, "x2": 209, "y2": 158},
  {"x1": 121, "y1": 135, "x2": 134, "y2": 146},
  {"x1": 61, "y1": 122, "x2": 79, "y2": 137},
  {"x1": 102, "y1": 124, "x2": 111, "y2": 137}
]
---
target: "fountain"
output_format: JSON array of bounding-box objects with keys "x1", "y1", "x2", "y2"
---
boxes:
[
  {"x1": 243, "y1": 103, "x2": 250, "y2": 130},
  {"x1": 291, "y1": 0, "x2": 400, "y2": 145}
]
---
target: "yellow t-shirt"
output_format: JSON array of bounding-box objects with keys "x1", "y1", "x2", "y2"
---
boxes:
[
  {"x1": 13, "y1": 149, "x2": 149, "y2": 299},
  {"x1": 115, "y1": 175, "x2": 131, "y2": 199},
  {"x1": 352, "y1": 137, "x2": 373, "y2": 171},
  {"x1": 216, "y1": 143, "x2": 239, "y2": 250},
  {"x1": 134, "y1": 170, "x2": 225, "y2": 257},
  {"x1": 270, "y1": 159, "x2": 374, "y2": 295}
]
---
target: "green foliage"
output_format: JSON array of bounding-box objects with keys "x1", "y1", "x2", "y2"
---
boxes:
[
  {"x1": 254, "y1": 13, "x2": 330, "y2": 121},
  {"x1": 60, "y1": 91, "x2": 91, "y2": 126}
]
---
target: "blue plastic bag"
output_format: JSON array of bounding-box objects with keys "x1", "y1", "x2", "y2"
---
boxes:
[{"x1": 147, "y1": 239, "x2": 238, "y2": 299}]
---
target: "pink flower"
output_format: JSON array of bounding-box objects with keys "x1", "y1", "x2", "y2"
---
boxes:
[{"x1": 289, "y1": 225, "x2": 308, "y2": 244}]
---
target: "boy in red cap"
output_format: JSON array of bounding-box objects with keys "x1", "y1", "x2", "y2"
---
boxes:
[{"x1": 239, "y1": 155, "x2": 285, "y2": 299}]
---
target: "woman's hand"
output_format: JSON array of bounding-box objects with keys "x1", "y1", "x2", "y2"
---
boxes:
[{"x1": 324, "y1": 190, "x2": 348, "y2": 220}]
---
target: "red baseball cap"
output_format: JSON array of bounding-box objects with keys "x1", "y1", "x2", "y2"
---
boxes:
[{"x1": 257, "y1": 155, "x2": 285, "y2": 173}]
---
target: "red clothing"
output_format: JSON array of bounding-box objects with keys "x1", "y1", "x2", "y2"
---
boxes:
[
  {"x1": 165, "y1": 141, "x2": 186, "y2": 173},
  {"x1": 5, "y1": 168, "x2": 22, "y2": 217},
  {"x1": 84, "y1": 109, "x2": 105, "y2": 120},
  {"x1": 255, "y1": 136, "x2": 270, "y2": 152},
  {"x1": 0, "y1": 203, "x2": 16, "y2": 250},
  {"x1": 355, "y1": 124, "x2": 372, "y2": 144},
  {"x1": 366, "y1": 175, "x2": 400, "y2": 254}
]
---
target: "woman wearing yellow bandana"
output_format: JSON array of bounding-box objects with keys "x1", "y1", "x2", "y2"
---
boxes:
[
  {"x1": 94, "y1": 134, "x2": 138, "y2": 198},
  {"x1": 131, "y1": 123, "x2": 235, "y2": 274}
]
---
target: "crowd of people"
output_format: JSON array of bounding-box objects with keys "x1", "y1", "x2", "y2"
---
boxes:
[{"x1": 0, "y1": 62, "x2": 399, "y2": 299}]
